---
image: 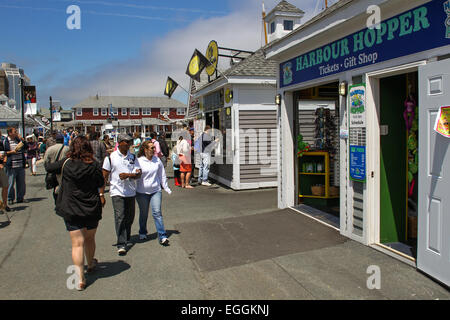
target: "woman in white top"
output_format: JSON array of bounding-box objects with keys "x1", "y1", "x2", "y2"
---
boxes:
[
  {"x1": 136, "y1": 140, "x2": 172, "y2": 245},
  {"x1": 176, "y1": 135, "x2": 193, "y2": 189}
]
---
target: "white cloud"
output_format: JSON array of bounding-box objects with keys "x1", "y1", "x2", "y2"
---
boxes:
[{"x1": 47, "y1": 0, "x2": 324, "y2": 107}]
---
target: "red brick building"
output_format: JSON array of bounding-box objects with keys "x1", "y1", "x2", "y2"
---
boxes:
[{"x1": 70, "y1": 95, "x2": 187, "y2": 137}]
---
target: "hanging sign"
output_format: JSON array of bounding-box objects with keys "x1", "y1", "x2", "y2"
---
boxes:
[
  {"x1": 205, "y1": 40, "x2": 219, "y2": 76},
  {"x1": 434, "y1": 106, "x2": 450, "y2": 138},
  {"x1": 186, "y1": 49, "x2": 211, "y2": 82},
  {"x1": 350, "y1": 145, "x2": 366, "y2": 182},
  {"x1": 24, "y1": 86, "x2": 37, "y2": 115},
  {"x1": 280, "y1": 1, "x2": 450, "y2": 87},
  {"x1": 164, "y1": 77, "x2": 178, "y2": 99},
  {"x1": 349, "y1": 84, "x2": 366, "y2": 128}
]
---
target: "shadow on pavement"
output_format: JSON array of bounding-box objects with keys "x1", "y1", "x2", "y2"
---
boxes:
[
  {"x1": 129, "y1": 229, "x2": 180, "y2": 245},
  {"x1": 87, "y1": 260, "x2": 131, "y2": 287},
  {"x1": 25, "y1": 197, "x2": 47, "y2": 203},
  {"x1": 0, "y1": 221, "x2": 11, "y2": 229},
  {"x1": 10, "y1": 206, "x2": 28, "y2": 213}
]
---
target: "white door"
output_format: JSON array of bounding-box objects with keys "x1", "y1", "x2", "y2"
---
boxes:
[{"x1": 417, "y1": 59, "x2": 450, "y2": 287}]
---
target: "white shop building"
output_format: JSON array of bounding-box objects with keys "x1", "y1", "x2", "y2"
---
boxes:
[{"x1": 265, "y1": 0, "x2": 450, "y2": 287}]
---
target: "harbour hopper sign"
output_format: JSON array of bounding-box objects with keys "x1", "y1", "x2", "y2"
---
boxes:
[{"x1": 280, "y1": 1, "x2": 450, "y2": 87}]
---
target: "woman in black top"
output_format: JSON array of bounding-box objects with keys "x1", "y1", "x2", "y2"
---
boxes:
[{"x1": 55, "y1": 136, "x2": 106, "y2": 291}]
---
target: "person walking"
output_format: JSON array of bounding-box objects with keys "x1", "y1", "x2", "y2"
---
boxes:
[
  {"x1": 157, "y1": 132, "x2": 169, "y2": 168},
  {"x1": 102, "y1": 133, "x2": 142, "y2": 255},
  {"x1": 89, "y1": 132, "x2": 107, "y2": 164},
  {"x1": 63, "y1": 130, "x2": 70, "y2": 147},
  {"x1": 176, "y1": 135, "x2": 193, "y2": 189},
  {"x1": 4, "y1": 127, "x2": 28, "y2": 205},
  {"x1": 26, "y1": 135, "x2": 38, "y2": 176},
  {"x1": 55, "y1": 136, "x2": 106, "y2": 291},
  {"x1": 135, "y1": 140, "x2": 171, "y2": 245},
  {"x1": 197, "y1": 125, "x2": 217, "y2": 186},
  {"x1": 188, "y1": 127, "x2": 195, "y2": 182},
  {"x1": 0, "y1": 139, "x2": 10, "y2": 213},
  {"x1": 171, "y1": 146, "x2": 181, "y2": 187},
  {"x1": 39, "y1": 138, "x2": 47, "y2": 156},
  {"x1": 46, "y1": 131, "x2": 57, "y2": 149},
  {"x1": 44, "y1": 134, "x2": 69, "y2": 204},
  {"x1": 102, "y1": 134, "x2": 114, "y2": 155},
  {"x1": 149, "y1": 132, "x2": 162, "y2": 159},
  {"x1": 132, "y1": 132, "x2": 142, "y2": 155}
]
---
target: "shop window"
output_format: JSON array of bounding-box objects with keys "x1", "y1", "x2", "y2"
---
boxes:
[{"x1": 284, "y1": 20, "x2": 293, "y2": 31}]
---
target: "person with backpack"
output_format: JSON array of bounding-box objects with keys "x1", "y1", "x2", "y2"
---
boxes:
[
  {"x1": 44, "y1": 134, "x2": 69, "y2": 204},
  {"x1": 89, "y1": 131, "x2": 107, "y2": 164}
]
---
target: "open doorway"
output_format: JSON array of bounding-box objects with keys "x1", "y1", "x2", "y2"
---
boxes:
[
  {"x1": 293, "y1": 82, "x2": 341, "y2": 228},
  {"x1": 379, "y1": 72, "x2": 418, "y2": 258}
]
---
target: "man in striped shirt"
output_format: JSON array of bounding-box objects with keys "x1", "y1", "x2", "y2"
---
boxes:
[{"x1": 4, "y1": 127, "x2": 28, "y2": 204}]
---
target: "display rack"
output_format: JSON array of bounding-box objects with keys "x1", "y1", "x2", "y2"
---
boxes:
[{"x1": 298, "y1": 151, "x2": 338, "y2": 200}]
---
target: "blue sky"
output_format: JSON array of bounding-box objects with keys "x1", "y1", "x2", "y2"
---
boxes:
[{"x1": 0, "y1": 0, "x2": 332, "y2": 109}]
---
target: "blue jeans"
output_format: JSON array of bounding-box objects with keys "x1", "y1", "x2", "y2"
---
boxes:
[
  {"x1": 136, "y1": 191, "x2": 167, "y2": 240},
  {"x1": 6, "y1": 167, "x2": 26, "y2": 202},
  {"x1": 198, "y1": 153, "x2": 210, "y2": 182}
]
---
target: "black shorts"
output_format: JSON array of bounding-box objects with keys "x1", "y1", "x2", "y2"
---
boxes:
[{"x1": 64, "y1": 218, "x2": 99, "y2": 232}]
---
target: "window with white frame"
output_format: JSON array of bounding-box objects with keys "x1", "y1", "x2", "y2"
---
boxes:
[
  {"x1": 142, "y1": 107, "x2": 152, "y2": 115},
  {"x1": 110, "y1": 107, "x2": 118, "y2": 116},
  {"x1": 76, "y1": 108, "x2": 83, "y2": 116},
  {"x1": 130, "y1": 108, "x2": 140, "y2": 116},
  {"x1": 176, "y1": 108, "x2": 186, "y2": 115},
  {"x1": 160, "y1": 108, "x2": 169, "y2": 115},
  {"x1": 121, "y1": 108, "x2": 127, "y2": 116},
  {"x1": 93, "y1": 108, "x2": 99, "y2": 116},
  {"x1": 101, "y1": 108, "x2": 107, "y2": 116}
]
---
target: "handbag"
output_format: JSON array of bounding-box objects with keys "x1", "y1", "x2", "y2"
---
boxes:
[{"x1": 45, "y1": 145, "x2": 65, "y2": 190}]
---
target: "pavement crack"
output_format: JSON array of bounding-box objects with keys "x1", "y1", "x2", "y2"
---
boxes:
[{"x1": 270, "y1": 258, "x2": 318, "y2": 299}]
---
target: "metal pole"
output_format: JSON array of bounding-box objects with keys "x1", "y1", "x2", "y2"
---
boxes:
[
  {"x1": 20, "y1": 78, "x2": 26, "y2": 137},
  {"x1": 49, "y1": 96, "x2": 53, "y2": 133}
]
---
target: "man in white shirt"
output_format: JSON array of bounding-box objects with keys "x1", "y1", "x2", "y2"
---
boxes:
[{"x1": 103, "y1": 133, "x2": 142, "y2": 255}]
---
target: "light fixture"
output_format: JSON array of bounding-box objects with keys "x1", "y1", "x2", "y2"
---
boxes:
[
  {"x1": 275, "y1": 94, "x2": 282, "y2": 106},
  {"x1": 339, "y1": 81, "x2": 348, "y2": 96}
]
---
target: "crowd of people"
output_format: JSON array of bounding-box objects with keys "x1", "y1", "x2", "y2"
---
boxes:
[
  {"x1": 44, "y1": 130, "x2": 176, "y2": 291},
  {"x1": 1, "y1": 125, "x2": 216, "y2": 291}
]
